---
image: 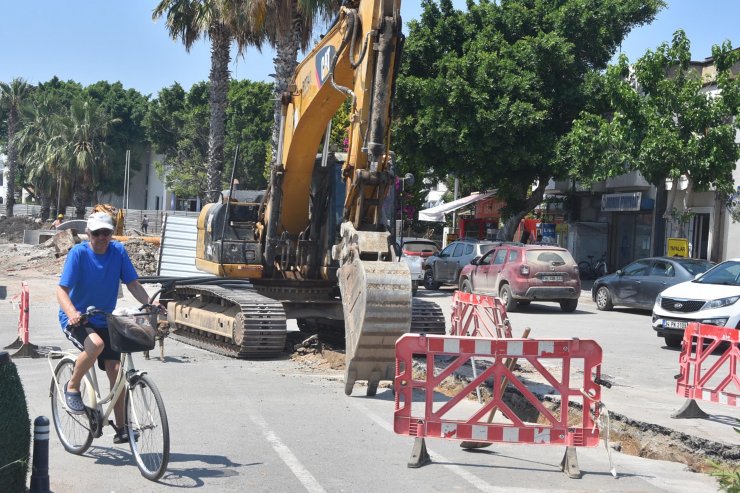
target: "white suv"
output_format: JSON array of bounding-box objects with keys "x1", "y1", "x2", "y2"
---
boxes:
[{"x1": 652, "y1": 258, "x2": 740, "y2": 347}]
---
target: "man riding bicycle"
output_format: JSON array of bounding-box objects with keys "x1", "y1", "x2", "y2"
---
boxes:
[{"x1": 56, "y1": 212, "x2": 152, "y2": 443}]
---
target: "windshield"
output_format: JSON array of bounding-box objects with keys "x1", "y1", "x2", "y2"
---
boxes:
[
  {"x1": 675, "y1": 259, "x2": 714, "y2": 276},
  {"x1": 694, "y1": 260, "x2": 740, "y2": 286}
]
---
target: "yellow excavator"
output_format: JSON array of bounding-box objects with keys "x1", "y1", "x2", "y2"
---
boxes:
[{"x1": 156, "y1": 0, "x2": 444, "y2": 396}]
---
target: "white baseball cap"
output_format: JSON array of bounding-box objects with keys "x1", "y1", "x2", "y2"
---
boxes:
[{"x1": 87, "y1": 212, "x2": 115, "y2": 232}]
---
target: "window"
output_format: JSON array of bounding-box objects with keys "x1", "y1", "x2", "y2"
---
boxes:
[
  {"x1": 464, "y1": 244, "x2": 474, "y2": 255},
  {"x1": 696, "y1": 261, "x2": 740, "y2": 286},
  {"x1": 525, "y1": 250, "x2": 574, "y2": 266},
  {"x1": 622, "y1": 260, "x2": 650, "y2": 276},
  {"x1": 508, "y1": 250, "x2": 519, "y2": 263},
  {"x1": 650, "y1": 261, "x2": 674, "y2": 277},
  {"x1": 492, "y1": 249, "x2": 507, "y2": 265},
  {"x1": 452, "y1": 243, "x2": 465, "y2": 257},
  {"x1": 439, "y1": 244, "x2": 454, "y2": 257},
  {"x1": 479, "y1": 250, "x2": 496, "y2": 266}
]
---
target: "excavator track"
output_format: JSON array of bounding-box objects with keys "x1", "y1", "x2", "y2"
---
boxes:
[
  {"x1": 411, "y1": 298, "x2": 446, "y2": 334},
  {"x1": 168, "y1": 285, "x2": 287, "y2": 358}
]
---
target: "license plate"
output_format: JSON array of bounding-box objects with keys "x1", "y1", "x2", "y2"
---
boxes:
[
  {"x1": 664, "y1": 320, "x2": 688, "y2": 329},
  {"x1": 542, "y1": 275, "x2": 562, "y2": 282}
]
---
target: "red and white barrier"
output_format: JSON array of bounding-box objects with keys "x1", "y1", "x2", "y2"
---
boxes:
[
  {"x1": 673, "y1": 323, "x2": 739, "y2": 417},
  {"x1": 4, "y1": 282, "x2": 41, "y2": 358},
  {"x1": 450, "y1": 291, "x2": 512, "y2": 338},
  {"x1": 394, "y1": 333, "x2": 605, "y2": 476}
]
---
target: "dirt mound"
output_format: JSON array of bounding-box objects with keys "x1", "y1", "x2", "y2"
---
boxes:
[
  {"x1": 0, "y1": 217, "x2": 41, "y2": 244},
  {"x1": 121, "y1": 238, "x2": 159, "y2": 276}
]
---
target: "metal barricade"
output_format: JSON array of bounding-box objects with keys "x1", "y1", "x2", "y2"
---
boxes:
[
  {"x1": 450, "y1": 291, "x2": 511, "y2": 338},
  {"x1": 672, "y1": 322, "x2": 739, "y2": 418},
  {"x1": 394, "y1": 333, "x2": 605, "y2": 477}
]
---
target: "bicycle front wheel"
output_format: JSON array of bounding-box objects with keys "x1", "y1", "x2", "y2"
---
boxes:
[
  {"x1": 125, "y1": 374, "x2": 170, "y2": 481},
  {"x1": 49, "y1": 359, "x2": 93, "y2": 455}
]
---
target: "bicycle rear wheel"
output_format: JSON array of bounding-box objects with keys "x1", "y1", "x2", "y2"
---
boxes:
[
  {"x1": 49, "y1": 359, "x2": 93, "y2": 455},
  {"x1": 126, "y1": 374, "x2": 170, "y2": 481}
]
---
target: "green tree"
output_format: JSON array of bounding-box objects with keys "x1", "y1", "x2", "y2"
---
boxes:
[
  {"x1": 153, "y1": 0, "x2": 263, "y2": 203},
  {"x1": 225, "y1": 79, "x2": 274, "y2": 190},
  {"x1": 84, "y1": 81, "x2": 151, "y2": 196},
  {"x1": 560, "y1": 30, "x2": 740, "y2": 229},
  {"x1": 394, "y1": 0, "x2": 663, "y2": 239},
  {"x1": 0, "y1": 78, "x2": 32, "y2": 216},
  {"x1": 145, "y1": 82, "x2": 210, "y2": 201}
]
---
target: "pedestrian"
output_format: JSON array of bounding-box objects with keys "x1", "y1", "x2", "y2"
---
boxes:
[
  {"x1": 141, "y1": 214, "x2": 149, "y2": 234},
  {"x1": 51, "y1": 214, "x2": 64, "y2": 229},
  {"x1": 56, "y1": 212, "x2": 153, "y2": 443}
]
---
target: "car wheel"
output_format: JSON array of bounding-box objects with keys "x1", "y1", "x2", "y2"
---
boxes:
[
  {"x1": 423, "y1": 269, "x2": 440, "y2": 290},
  {"x1": 460, "y1": 279, "x2": 473, "y2": 293},
  {"x1": 595, "y1": 286, "x2": 613, "y2": 311},
  {"x1": 499, "y1": 284, "x2": 517, "y2": 312},
  {"x1": 560, "y1": 298, "x2": 578, "y2": 312},
  {"x1": 664, "y1": 335, "x2": 683, "y2": 348}
]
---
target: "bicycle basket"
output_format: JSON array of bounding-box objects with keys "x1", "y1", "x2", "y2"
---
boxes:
[{"x1": 106, "y1": 313, "x2": 156, "y2": 353}]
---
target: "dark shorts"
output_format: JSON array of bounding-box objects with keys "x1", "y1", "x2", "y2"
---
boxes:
[{"x1": 63, "y1": 324, "x2": 121, "y2": 371}]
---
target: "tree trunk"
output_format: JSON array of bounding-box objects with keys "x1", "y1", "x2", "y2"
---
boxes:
[
  {"x1": 73, "y1": 188, "x2": 89, "y2": 219},
  {"x1": 497, "y1": 179, "x2": 549, "y2": 241},
  {"x1": 269, "y1": 9, "x2": 301, "y2": 171},
  {"x1": 39, "y1": 193, "x2": 51, "y2": 221},
  {"x1": 4, "y1": 108, "x2": 18, "y2": 217},
  {"x1": 205, "y1": 23, "x2": 231, "y2": 204}
]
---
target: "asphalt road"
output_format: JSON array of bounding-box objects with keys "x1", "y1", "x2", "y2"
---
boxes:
[{"x1": 2, "y1": 274, "x2": 735, "y2": 492}]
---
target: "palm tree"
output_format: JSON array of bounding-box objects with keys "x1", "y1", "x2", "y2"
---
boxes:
[
  {"x1": 153, "y1": 0, "x2": 263, "y2": 203},
  {"x1": 14, "y1": 102, "x2": 65, "y2": 220},
  {"x1": 0, "y1": 78, "x2": 32, "y2": 217},
  {"x1": 59, "y1": 99, "x2": 120, "y2": 218},
  {"x1": 248, "y1": 0, "x2": 338, "y2": 169}
]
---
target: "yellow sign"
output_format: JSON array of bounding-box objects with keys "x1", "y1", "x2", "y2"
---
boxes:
[
  {"x1": 555, "y1": 223, "x2": 568, "y2": 234},
  {"x1": 667, "y1": 238, "x2": 689, "y2": 258},
  {"x1": 446, "y1": 233, "x2": 459, "y2": 244}
]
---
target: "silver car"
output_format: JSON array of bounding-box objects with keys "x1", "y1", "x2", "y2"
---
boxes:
[{"x1": 423, "y1": 240, "x2": 498, "y2": 289}]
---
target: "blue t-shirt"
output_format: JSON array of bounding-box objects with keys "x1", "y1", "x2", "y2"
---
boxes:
[{"x1": 58, "y1": 241, "x2": 138, "y2": 329}]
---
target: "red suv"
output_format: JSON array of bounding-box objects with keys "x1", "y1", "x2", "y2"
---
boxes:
[{"x1": 458, "y1": 244, "x2": 581, "y2": 312}]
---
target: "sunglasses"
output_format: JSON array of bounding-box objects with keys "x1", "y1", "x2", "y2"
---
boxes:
[{"x1": 91, "y1": 229, "x2": 113, "y2": 238}]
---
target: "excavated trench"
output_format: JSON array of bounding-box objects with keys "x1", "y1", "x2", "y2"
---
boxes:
[{"x1": 411, "y1": 359, "x2": 739, "y2": 474}]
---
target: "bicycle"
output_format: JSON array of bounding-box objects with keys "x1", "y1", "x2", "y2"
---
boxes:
[
  {"x1": 578, "y1": 253, "x2": 608, "y2": 280},
  {"x1": 48, "y1": 305, "x2": 170, "y2": 481}
]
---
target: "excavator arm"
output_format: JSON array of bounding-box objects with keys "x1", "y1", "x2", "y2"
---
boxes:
[
  {"x1": 262, "y1": 0, "x2": 403, "y2": 264},
  {"x1": 261, "y1": 0, "x2": 412, "y2": 395}
]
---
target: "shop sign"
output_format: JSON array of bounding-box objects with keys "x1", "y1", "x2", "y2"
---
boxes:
[
  {"x1": 601, "y1": 192, "x2": 642, "y2": 212},
  {"x1": 555, "y1": 223, "x2": 568, "y2": 234},
  {"x1": 667, "y1": 237, "x2": 689, "y2": 258}
]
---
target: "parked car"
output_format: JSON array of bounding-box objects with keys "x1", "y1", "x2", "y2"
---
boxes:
[
  {"x1": 458, "y1": 244, "x2": 581, "y2": 312},
  {"x1": 422, "y1": 240, "x2": 499, "y2": 289},
  {"x1": 592, "y1": 257, "x2": 714, "y2": 311},
  {"x1": 652, "y1": 257, "x2": 740, "y2": 347},
  {"x1": 397, "y1": 238, "x2": 440, "y2": 295}
]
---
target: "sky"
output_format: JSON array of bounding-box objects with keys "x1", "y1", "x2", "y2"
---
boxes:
[{"x1": 0, "y1": 1, "x2": 738, "y2": 98}]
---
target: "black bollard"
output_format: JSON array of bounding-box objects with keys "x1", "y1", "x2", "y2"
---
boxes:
[{"x1": 29, "y1": 416, "x2": 50, "y2": 493}]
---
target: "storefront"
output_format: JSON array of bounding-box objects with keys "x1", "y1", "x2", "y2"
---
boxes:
[{"x1": 601, "y1": 192, "x2": 654, "y2": 269}]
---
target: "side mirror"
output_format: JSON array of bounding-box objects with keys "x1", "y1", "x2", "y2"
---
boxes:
[
  {"x1": 470, "y1": 256, "x2": 481, "y2": 265},
  {"x1": 616, "y1": 269, "x2": 623, "y2": 276}
]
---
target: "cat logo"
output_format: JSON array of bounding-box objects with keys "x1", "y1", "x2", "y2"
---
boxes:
[{"x1": 315, "y1": 45, "x2": 336, "y2": 88}]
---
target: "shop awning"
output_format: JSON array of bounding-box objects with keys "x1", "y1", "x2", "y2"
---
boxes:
[{"x1": 418, "y1": 192, "x2": 494, "y2": 222}]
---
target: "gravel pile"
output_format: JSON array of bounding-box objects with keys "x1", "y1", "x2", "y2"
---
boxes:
[
  {"x1": 121, "y1": 238, "x2": 159, "y2": 276},
  {"x1": 0, "y1": 217, "x2": 42, "y2": 244}
]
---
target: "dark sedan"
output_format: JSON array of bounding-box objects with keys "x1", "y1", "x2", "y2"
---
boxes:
[{"x1": 591, "y1": 256, "x2": 714, "y2": 311}]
